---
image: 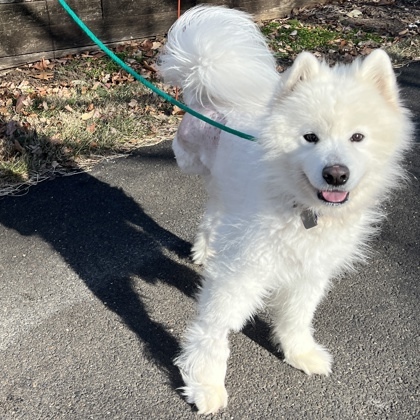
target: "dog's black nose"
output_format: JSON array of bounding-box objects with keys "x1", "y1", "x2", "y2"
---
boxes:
[{"x1": 322, "y1": 165, "x2": 350, "y2": 186}]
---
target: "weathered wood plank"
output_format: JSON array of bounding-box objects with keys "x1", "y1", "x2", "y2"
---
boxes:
[
  {"x1": 0, "y1": 0, "x2": 331, "y2": 70},
  {"x1": 50, "y1": 10, "x2": 181, "y2": 50},
  {"x1": 0, "y1": 2, "x2": 53, "y2": 58},
  {"x1": 0, "y1": 40, "x2": 141, "y2": 71},
  {"x1": 102, "y1": 0, "x2": 196, "y2": 16},
  {"x1": 0, "y1": 26, "x2": 53, "y2": 58},
  {"x1": 0, "y1": 2, "x2": 49, "y2": 30},
  {"x1": 47, "y1": 0, "x2": 102, "y2": 22},
  {"x1": 0, "y1": 1, "x2": 38, "y2": 3}
]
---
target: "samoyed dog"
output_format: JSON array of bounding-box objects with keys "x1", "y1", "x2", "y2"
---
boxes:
[{"x1": 158, "y1": 5, "x2": 413, "y2": 414}]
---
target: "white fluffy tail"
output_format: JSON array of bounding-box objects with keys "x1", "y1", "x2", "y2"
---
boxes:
[{"x1": 157, "y1": 5, "x2": 280, "y2": 112}]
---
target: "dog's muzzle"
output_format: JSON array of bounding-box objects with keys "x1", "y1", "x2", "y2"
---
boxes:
[{"x1": 317, "y1": 164, "x2": 350, "y2": 204}]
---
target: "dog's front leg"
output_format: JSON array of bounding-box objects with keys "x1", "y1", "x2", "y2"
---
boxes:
[
  {"x1": 269, "y1": 276, "x2": 333, "y2": 376},
  {"x1": 174, "y1": 320, "x2": 230, "y2": 415},
  {"x1": 175, "y1": 269, "x2": 269, "y2": 414}
]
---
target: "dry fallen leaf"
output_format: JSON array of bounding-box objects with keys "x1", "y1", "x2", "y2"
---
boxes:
[
  {"x1": 142, "y1": 62, "x2": 157, "y2": 73},
  {"x1": 172, "y1": 105, "x2": 185, "y2": 116},
  {"x1": 37, "y1": 88, "x2": 48, "y2": 97},
  {"x1": 33, "y1": 58, "x2": 54, "y2": 71},
  {"x1": 15, "y1": 95, "x2": 28, "y2": 113},
  {"x1": 140, "y1": 39, "x2": 154, "y2": 51},
  {"x1": 361, "y1": 46, "x2": 373, "y2": 55},
  {"x1": 86, "y1": 123, "x2": 96, "y2": 133},
  {"x1": 18, "y1": 80, "x2": 30, "y2": 89},
  {"x1": 81, "y1": 109, "x2": 95, "y2": 120},
  {"x1": 6, "y1": 120, "x2": 17, "y2": 136},
  {"x1": 92, "y1": 52, "x2": 106, "y2": 59},
  {"x1": 33, "y1": 71, "x2": 54, "y2": 80},
  {"x1": 346, "y1": 10, "x2": 362, "y2": 18},
  {"x1": 14, "y1": 140, "x2": 25, "y2": 154}
]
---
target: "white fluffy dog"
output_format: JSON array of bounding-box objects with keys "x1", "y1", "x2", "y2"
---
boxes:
[{"x1": 158, "y1": 5, "x2": 413, "y2": 415}]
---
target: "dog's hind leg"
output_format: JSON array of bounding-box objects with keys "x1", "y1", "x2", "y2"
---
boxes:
[
  {"x1": 269, "y1": 277, "x2": 333, "y2": 376},
  {"x1": 175, "y1": 268, "x2": 270, "y2": 414},
  {"x1": 191, "y1": 216, "x2": 214, "y2": 265},
  {"x1": 191, "y1": 193, "x2": 220, "y2": 265}
]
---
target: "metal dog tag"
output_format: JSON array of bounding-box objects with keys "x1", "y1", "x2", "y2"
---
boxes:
[{"x1": 300, "y1": 209, "x2": 318, "y2": 229}]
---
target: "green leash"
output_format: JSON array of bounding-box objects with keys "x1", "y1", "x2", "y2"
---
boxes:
[{"x1": 57, "y1": 0, "x2": 256, "y2": 142}]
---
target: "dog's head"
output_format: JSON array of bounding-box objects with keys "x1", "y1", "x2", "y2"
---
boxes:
[{"x1": 261, "y1": 49, "x2": 413, "y2": 215}]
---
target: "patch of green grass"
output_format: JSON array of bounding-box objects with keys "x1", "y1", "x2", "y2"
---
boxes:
[
  {"x1": 262, "y1": 19, "x2": 386, "y2": 59},
  {"x1": 55, "y1": 53, "x2": 129, "y2": 81},
  {"x1": 270, "y1": 20, "x2": 335, "y2": 50},
  {"x1": 0, "y1": 159, "x2": 28, "y2": 183},
  {"x1": 262, "y1": 20, "x2": 335, "y2": 57}
]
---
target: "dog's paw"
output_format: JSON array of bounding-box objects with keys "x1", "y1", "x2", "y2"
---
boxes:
[
  {"x1": 285, "y1": 344, "x2": 333, "y2": 376},
  {"x1": 183, "y1": 383, "x2": 228, "y2": 415}
]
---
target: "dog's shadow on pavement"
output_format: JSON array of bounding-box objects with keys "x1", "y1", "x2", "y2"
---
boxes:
[
  {"x1": 0, "y1": 143, "x2": 280, "y2": 395},
  {"x1": 0, "y1": 157, "x2": 201, "y2": 390}
]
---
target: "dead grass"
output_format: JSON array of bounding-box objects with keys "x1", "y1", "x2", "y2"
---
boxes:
[{"x1": 0, "y1": 44, "x2": 180, "y2": 189}]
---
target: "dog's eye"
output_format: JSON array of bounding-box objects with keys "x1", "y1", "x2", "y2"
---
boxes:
[
  {"x1": 350, "y1": 133, "x2": 364, "y2": 142},
  {"x1": 303, "y1": 133, "x2": 319, "y2": 143}
]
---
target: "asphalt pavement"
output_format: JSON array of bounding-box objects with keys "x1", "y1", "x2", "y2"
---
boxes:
[{"x1": 0, "y1": 62, "x2": 419, "y2": 419}]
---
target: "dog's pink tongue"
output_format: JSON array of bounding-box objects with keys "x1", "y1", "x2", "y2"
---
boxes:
[{"x1": 321, "y1": 191, "x2": 348, "y2": 203}]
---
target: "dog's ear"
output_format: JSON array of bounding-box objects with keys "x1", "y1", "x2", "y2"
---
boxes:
[
  {"x1": 283, "y1": 52, "x2": 321, "y2": 92},
  {"x1": 359, "y1": 49, "x2": 399, "y2": 107}
]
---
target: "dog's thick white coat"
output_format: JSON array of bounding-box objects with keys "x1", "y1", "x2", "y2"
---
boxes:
[{"x1": 158, "y1": 5, "x2": 413, "y2": 415}]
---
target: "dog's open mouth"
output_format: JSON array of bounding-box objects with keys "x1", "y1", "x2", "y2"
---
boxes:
[{"x1": 318, "y1": 190, "x2": 349, "y2": 204}]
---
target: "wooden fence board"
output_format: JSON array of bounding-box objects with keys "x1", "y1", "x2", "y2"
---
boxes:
[
  {"x1": 0, "y1": 2, "x2": 53, "y2": 58},
  {"x1": 47, "y1": 0, "x2": 103, "y2": 21},
  {"x1": 0, "y1": 26, "x2": 53, "y2": 58},
  {"x1": 0, "y1": 2, "x2": 49, "y2": 30},
  {"x1": 102, "y1": 0, "x2": 195, "y2": 16},
  {"x1": 50, "y1": 11, "x2": 182, "y2": 50},
  {"x1": 0, "y1": 0, "x2": 330, "y2": 70}
]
